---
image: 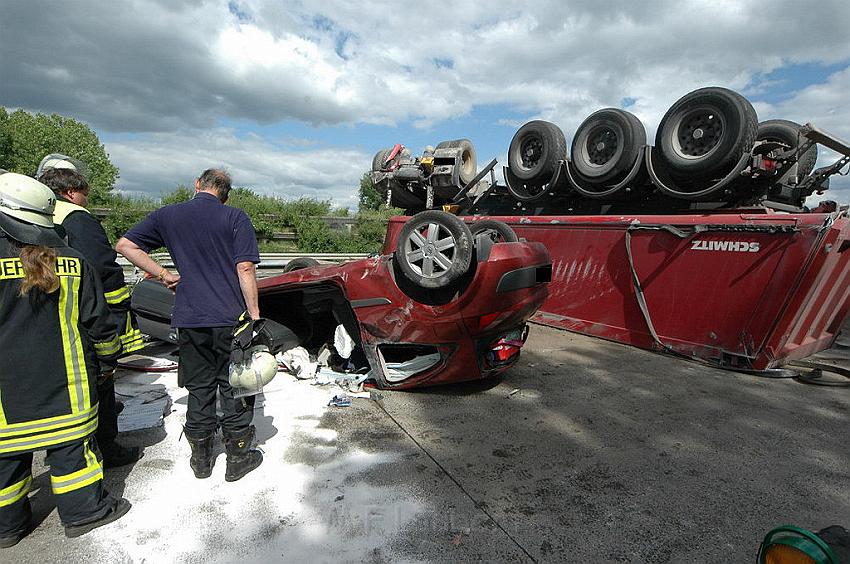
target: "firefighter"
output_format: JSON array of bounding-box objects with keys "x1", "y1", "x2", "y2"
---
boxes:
[
  {"x1": 37, "y1": 164, "x2": 142, "y2": 468},
  {"x1": 0, "y1": 173, "x2": 131, "y2": 546}
]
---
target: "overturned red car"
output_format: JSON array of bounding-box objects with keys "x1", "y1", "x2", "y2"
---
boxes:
[{"x1": 131, "y1": 211, "x2": 551, "y2": 389}]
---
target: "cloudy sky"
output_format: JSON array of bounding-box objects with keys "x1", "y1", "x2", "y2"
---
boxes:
[{"x1": 2, "y1": 0, "x2": 849, "y2": 208}]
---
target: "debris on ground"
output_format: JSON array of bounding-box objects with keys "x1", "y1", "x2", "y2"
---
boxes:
[
  {"x1": 117, "y1": 354, "x2": 179, "y2": 372},
  {"x1": 115, "y1": 372, "x2": 173, "y2": 432},
  {"x1": 277, "y1": 346, "x2": 317, "y2": 380},
  {"x1": 328, "y1": 394, "x2": 352, "y2": 407}
]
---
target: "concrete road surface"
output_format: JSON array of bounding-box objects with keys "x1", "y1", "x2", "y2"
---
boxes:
[{"x1": 5, "y1": 324, "x2": 849, "y2": 563}]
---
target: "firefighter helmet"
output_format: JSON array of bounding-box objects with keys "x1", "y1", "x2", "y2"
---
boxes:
[
  {"x1": 0, "y1": 173, "x2": 64, "y2": 247},
  {"x1": 36, "y1": 153, "x2": 88, "y2": 180},
  {"x1": 228, "y1": 345, "x2": 278, "y2": 396}
]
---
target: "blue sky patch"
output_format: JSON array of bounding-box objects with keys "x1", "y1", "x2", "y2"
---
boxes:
[
  {"x1": 748, "y1": 61, "x2": 848, "y2": 104},
  {"x1": 227, "y1": 1, "x2": 251, "y2": 22}
]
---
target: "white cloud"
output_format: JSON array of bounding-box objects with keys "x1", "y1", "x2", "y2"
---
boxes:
[
  {"x1": 107, "y1": 129, "x2": 369, "y2": 209},
  {"x1": 2, "y1": 0, "x2": 850, "y2": 204}
]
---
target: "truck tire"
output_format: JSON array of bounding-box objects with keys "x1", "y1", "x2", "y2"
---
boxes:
[
  {"x1": 508, "y1": 120, "x2": 567, "y2": 184},
  {"x1": 394, "y1": 210, "x2": 473, "y2": 289},
  {"x1": 571, "y1": 108, "x2": 646, "y2": 184},
  {"x1": 283, "y1": 257, "x2": 320, "y2": 273},
  {"x1": 656, "y1": 87, "x2": 757, "y2": 180},
  {"x1": 372, "y1": 148, "x2": 392, "y2": 171},
  {"x1": 436, "y1": 139, "x2": 477, "y2": 185},
  {"x1": 469, "y1": 219, "x2": 518, "y2": 243},
  {"x1": 757, "y1": 119, "x2": 817, "y2": 179}
]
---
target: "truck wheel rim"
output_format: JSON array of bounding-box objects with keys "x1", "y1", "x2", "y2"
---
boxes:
[
  {"x1": 404, "y1": 222, "x2": 457, "y2": 278},
  {"x1": 671, "y1": 106, "x2": 725, "y2": 159},
  {"x1": 585, "y1": 126, "x2": 619, "y2": 165},
  {"x1": 520, "y1": 135, "x2": 544, "y2": 170}
]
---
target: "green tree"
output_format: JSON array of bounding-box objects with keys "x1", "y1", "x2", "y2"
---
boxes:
[
  {"x1": 161, "y1": 184, "x2": 193, "y2": 205},
  {"x1": 0, "y1": 107, "x2": 10, "y2": 169},
  {"x1": 358, "y1": 173, "x2": 385, "y2": 211},
  {"x1": 151, "y1": 184, "x2": 393, "y2": 254},
  {"x1": 0, "y1": 107, "x2": 119, "y2": 205}
]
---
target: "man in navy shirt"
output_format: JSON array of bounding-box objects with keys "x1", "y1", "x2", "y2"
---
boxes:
[{"x1": 116, "y1": 169, "x2": 263, "y2": 482}]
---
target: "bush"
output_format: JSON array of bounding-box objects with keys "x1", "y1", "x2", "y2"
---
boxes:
[{"x1": 95, "y1": 184, "x2": 397, "y2": 253}]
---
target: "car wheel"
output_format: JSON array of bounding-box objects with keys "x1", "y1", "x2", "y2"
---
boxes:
[
  {"x1": 469, "y1": 219, "x2": 518, "y2": 243},
  {"x1": 571, "y1": 108, "x2": 646, "y2": 184},
  {"x1": 435, "y1": 139, "x2": 477, "y2": 185},
  {"x1": 757, "y1": 119, "x2": 818, "y2": 179},
  {"x1": 372, "y1": 147, "x2": 392, "y2": 171},
  {"x1": 508, "y1": 120, "x2": 567, "y2": 184},
  {"x1": 283, "y1": 257, "x2": 320, "y2": 273},
  {"x1": 656, "y1": 87, "x2": 757, "y2": 179},
  {"x1": 394, "y1": 210, "x2": 473, "y2": 289}
]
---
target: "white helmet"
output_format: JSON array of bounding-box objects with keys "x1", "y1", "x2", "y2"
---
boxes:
[
  {"x1": 228, "y1": 345, "x2": 278, "y2": 395},
  {"x1": 36, "y1": 153, "x2": 88, "y2": 180},
  {"x1": 0, "y1": 173, "x2": 64, "y2": 247}
]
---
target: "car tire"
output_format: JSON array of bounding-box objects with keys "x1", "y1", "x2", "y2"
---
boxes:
[
  {"x1": 283, "y1": 257, "x2": 320, "y2": 273},
  {"x1": 757, "y1": 119, "x2": 818, "y2": 179},
  {"x1": 372, "y1": 148, "x2": 392, "y2": 171},
  {"x1": 435, "y1": 139, "x2": 477, "y2": 185},
  {"x1": 656, "y1": 87, "x2": 757, "y2": 179},
  {"x1": 508, "y1": 120, "x2": 567, "y2": 184},
  {"x1": 469, "y1": 219, "x2": 518, "y2": 243},
  {"x1": 394, "y1": 210, "x2": 473, "y2": 289},
  {"x1": 571, "y1": 108, "x2": 646, "y2": 184}
]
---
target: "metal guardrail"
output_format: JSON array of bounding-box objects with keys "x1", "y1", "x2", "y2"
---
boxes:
[{"x1": 117, "y1": 252, "x2": 370, "y2": 271}]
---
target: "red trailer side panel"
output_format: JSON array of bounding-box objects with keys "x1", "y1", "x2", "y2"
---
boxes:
[{"x1": 384, "y1": 211, "x2": 850, "y2": 370}]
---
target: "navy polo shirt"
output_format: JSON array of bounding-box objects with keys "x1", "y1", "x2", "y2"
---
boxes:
[{"x1": 124, "y1": 192, "x2": 260, "y2": 328}]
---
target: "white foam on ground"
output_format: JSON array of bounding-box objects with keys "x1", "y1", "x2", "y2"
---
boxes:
[{"x1": 91, "y1": 369, "x2": 423, "y2": 562}]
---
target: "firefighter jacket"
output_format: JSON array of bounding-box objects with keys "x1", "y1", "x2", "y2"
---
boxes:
[
  {"x1": 0, "y1": 235, "x2": 121, "y2": 455},
  {"x1": 54, "y1": 199, "x2": 144, "y2": 354}
]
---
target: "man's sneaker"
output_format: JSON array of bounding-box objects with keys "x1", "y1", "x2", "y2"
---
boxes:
[
  {"x1": 101, "y1": 442, "x2": 142, "y2": 469},
  {"x1": 65, "y1": 498, "x2": 131, "y2": 538}
]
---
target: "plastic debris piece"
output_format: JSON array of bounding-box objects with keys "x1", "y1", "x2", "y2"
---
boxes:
[
  {"x1": 334, "y1": 325, "x2": 355, "y2": 359},
  {"x1": 317, "y1": 344, "x2": 332, "y2": 366},
  {"x1": 328, "y1": 394, "x2": 352, "y2": 407},
  {"x1": 278, "y1": 347, "x2": 317, "y2": 380},
  {"x1": 383, "y1": 352, "x2": 441, "y2": 383},
  {"x1": 314, "y1": 367, "x2": 337, "y2": 386},
  {"x1": 508, "y1": 388, "x2": 520, "y2": 396},
  {"x1": 118, "y1": 355, "x2": 178, "y2": 372}
]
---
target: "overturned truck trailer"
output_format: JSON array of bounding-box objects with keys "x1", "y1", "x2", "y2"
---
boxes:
[
  {"x1": 376, "y1": 86, "x2": 850, "y2": 371},
  {"x1": 384, "y1": 210, "x2": 850, "y2": 371}
]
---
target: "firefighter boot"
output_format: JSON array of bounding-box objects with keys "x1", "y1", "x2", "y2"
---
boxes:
[
  {"x1": 64, "y1": 498, "x2": 132, "y2": 538},
  {"x1": 100, "y1": 441, "x2": 142, "y2": 469},
  {"x1": 222, "y1": 426, "x2": 262, "y2": 482},
  {"x1": 0, "y1": 499, "x2": 32, "y2": 548},
  {"x1": 185, "y1": 431, "x2": 215, "y2": 479}
]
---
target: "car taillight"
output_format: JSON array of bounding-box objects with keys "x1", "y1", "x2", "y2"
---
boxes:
[{"x1": 485, "y1": 326, "x2": 529, "y2": 367}]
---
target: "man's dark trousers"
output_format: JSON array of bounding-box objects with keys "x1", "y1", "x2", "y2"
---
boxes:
[{"x1": 178, "y1": 327, "x2": 255, "y2": 436}]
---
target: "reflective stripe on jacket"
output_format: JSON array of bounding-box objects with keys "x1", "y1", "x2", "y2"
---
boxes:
[
  {"x1": 54, "y1": 199, "x2": 143, "y2": 355},
  {"x1": 0, "y1": 238, "x2": 119, "y2": 455}
]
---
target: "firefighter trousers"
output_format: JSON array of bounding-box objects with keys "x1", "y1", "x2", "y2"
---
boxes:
[
  {"x1": 95, "y1": 377, "x2": 119, "y2": 446},
  {"x1": 0, "y1": 437, "x2": 113, "y2": 535}
]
